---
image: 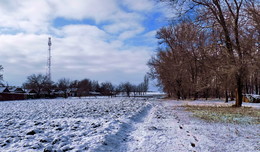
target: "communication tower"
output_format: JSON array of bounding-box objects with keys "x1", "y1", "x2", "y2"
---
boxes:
[{"x1": 47, "y1": 37, "x2": 52, "y2": 81}]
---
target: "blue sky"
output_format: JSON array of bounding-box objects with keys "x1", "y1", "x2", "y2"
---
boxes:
[{"x1": 0, "y1": 0, "x2": 171, "y2": 89}]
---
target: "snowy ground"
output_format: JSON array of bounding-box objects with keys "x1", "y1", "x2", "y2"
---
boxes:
[{"x1": 0, "y1": 97, "x2": 259, "y2": 152}]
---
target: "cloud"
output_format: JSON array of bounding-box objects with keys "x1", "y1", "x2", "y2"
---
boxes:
[
  {"x1": 122, "y1": 0, "x2": 155, "y2": 12},
  {"x1": 50, "y1": 0, "x2": 119, "y2": 22},
  {"x1": 0, "y1": 25, "x2": 152, "y2": 85},
  {"x1": 0, "y1": 0, "x2": 168, "y2": 87},
  {"x1": 104, "y1": 21, "x2": 142, "y2": 34},
  {"x1": 53, "y1": 25, "x2": 152, "y2": 73},
  {"x1": 0, "y1": 0, "x2": 52, "y2": 33}
]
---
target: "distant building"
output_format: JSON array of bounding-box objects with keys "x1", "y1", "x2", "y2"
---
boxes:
[
  {"x1": 0, "y1": 87, "x2": 9, "y2": 93},
  {"x1": 25, "y1": 89, "x2": 37, "y2": 99},
  {"x1": 9, "y1": 87, "x2": 25, "y2": 94},
  {"x1": 243, "y1": 94, "x2": 260, "y2": 103},
  {"x1": 0, "y1": 87, "x2": 25, "y2": 101}
]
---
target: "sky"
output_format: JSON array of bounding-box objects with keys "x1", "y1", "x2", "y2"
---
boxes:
[{"x1": 0, "y1": 0, "x2": 172, "y2": 89}]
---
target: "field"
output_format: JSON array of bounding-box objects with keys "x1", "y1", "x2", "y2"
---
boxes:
[{"x1": 0, "y1": 97, "x2": 259, "y2": 152}]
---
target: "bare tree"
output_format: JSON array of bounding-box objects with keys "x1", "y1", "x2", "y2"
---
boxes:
[
  {"x1": 100, "y1": 82, "x2": 114, "y2": 96},
  {"x1": 136, "y1": 75, "x2": 149, "y2": 96},
  {"x1": 246, "y1": 0, "x2": 260, "y2": 30},
  {"x1": 142, "y1": 74, "x2": 149, "y2": 94},
  {"x1": 245, "y1": 0, "x2": 260, "y2": 95},
  {"x1": 23, "y1": 74, "x2": 52, "y2": 97},
  {"x1": 91, "y1": 80, "x2": 100, "y2": 92},
  {"x1": 148, "y1": 20, "x2": 211, "y2": 99},
  {"x1": 69, "y1": 80, "x2": 79, "y2": 88},
  {"x1": 159, "y1": 0, "x2": 260, "y2": 106},
  {"x1": 0, "y1": 65, "x2": 3, "y2": 86},
  {"x1": 119, "y1": 82, "x2": 133, "y2": 97},
  {"x1": 57, "y1": 78, "x2": 70, "y2": 98},
  {"x1": 77, "y1": 79, "x2": 92, "y2": 97}
]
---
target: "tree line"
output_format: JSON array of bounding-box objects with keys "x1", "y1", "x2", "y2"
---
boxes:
[
  {"x1": 21, "y1": 73, "x2": 149, "y2": 98},
  {"x1": 148, "y1": 0, "x2": 260, "y2": 106},
  {"x1": 0, "y1": 64, "x2": 149, "y2": 98}
]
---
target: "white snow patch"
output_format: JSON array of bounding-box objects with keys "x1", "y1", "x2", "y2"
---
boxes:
[{"x1": 0, "y1": 98, "x2": 258, "y2": 151}]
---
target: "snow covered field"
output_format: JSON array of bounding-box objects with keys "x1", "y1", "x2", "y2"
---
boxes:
[{"x1": 0, "y1": 97, "x2": 259, "y2": 152}]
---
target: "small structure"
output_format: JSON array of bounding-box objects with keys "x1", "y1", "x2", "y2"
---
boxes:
[
  {"x1": 53, "y1": 89, "x2": 64, "y2": 98},
  {"x1": 68, "y1": 88, "x2": 78, "y2": 97},
  {"x1": 40, "y1": 88, "x2": 51, "y2": 98},
  {"x1": 0, "y1": 87, "x2": 9, "y2": 93},
  {"x1": 25, "y1": 89, "x2": 37, "y2": 99},
  {"x1": 9, "y1": 87, "x2": 25, "y2": 94},
  {"x1": 243, "y1": 94, "x2": 260, "y2": 103},
  {"x1": 0, "y1": 87, "x2": 25, "y2": 101}
]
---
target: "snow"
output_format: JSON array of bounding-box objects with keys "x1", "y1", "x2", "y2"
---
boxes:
[
  {"x1": 252, "y1": 94, "x2": 260, "y2": 99},
  {"x1": 244, "y1": 94, "x2": 260, "y2": 103},
  {"x1": 0, "y1": 97, "x2": 259, "y2": 152},
  {"x1": 178, "y1": 99, "x2": 260, "y2": 109}
]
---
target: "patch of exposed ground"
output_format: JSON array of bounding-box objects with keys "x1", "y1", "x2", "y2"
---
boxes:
[{"x1": 183, "y1": 105, "x2": 260, "y2": 124}]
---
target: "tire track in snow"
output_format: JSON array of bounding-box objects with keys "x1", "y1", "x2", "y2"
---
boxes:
[{"x1": 92, "y1": 103, "x2": 153, "y2": 152}]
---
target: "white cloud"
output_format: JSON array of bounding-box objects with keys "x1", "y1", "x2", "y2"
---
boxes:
[
  {"x1": 104, "y1": 21, "x2": 142, "y2": 34},
  {"x1": 50, "y1": 0, "x2": 119, "y2": 22},
  {"x1": 52, "y1": 25, "x2": 152, "y2": 73},
  {"x1": 0, "y1": 25, "x2": 152, "y2": 85},
  {"x1": 122, "y1": 0, "x2": 155, "y2": 12},
  {"x1": 0, "y1": 0, "x2": 52, "y2": 33},
  {"x1": 118, "y1": 27, "x2": 145, "y2": 40},
  {"x1": 62, "y1": 25, "x2": 108, "y2": 39},
  {"x1": 0, "y1": 0, "x2": 168, "y2": 86}
]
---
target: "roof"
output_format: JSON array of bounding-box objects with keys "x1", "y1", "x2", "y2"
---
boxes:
[
  {"x1": 14, "y1": 88, "x2": 25, "y2": 93},
  {"x1": 0, "y1": 87, "x2": 9, "y2": 93},
  {"x1": 24, "y1": 89, "x2": 37, "y2": 94},
  {"x1": 9, "y1": 87, "x2": 16, "y2": 92}
]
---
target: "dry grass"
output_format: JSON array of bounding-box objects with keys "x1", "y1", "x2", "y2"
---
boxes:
[{"x1": 183, "y1": 105, "x2": 260, "y2": 124}]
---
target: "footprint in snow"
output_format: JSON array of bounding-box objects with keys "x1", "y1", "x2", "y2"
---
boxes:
[
  {"x1": 91, "y1": 123, "x2": 101, "y2": 128},
  {"x1": 191, "y1": 142, "x2": 196, "y2": 147},
  {"x1": 148, "y1": 126, "x2": 158, "y2": 130},
  {"x1": 26, "y1": 130, "x2": 36, "y2": 135}
]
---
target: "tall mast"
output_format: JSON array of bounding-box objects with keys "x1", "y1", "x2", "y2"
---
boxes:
[{"x1": 47, "y1": 37, "x2": 52, "y2": 81}]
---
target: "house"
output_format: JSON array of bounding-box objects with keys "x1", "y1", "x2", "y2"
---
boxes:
[
  {"x1": 8, "y1": 87, "x2": 16, "y2": 93},
  {"x1": 0, "y1": 87, "x2": 25, "y2": 101},
  {"x1": 25, "y1": 89, "x2": 37, "y2": 99},
  {"x1": 53, "y1": 89, "x2": 65, "y2": 97},
  {"x1": 68, "y1": 88, "x2": 78, "y2": 97},
  {"x1": 26, "y1": 89, "x2": 37, "y2": 94},
  {"x1": 39, "y1": 88, "x2": 51, "y2": 98},
  {"x1": 14, "y1": 88, "x2": 26, "y2": 93},
  {"x1": 0, "y1": 87, "x2": 10, "y2": 93},
  {"x1": 9, "y1": 87, "x2": 25, "y2": 94},
  {"x1": 89, "y1": 91, "x2": 102, "y2": 96}
]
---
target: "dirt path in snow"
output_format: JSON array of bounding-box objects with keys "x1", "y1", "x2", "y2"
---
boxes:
[
  {"x1": 93, "y1": 99, "x2": 259, "y2": 152},
  {"x1": 125, "y1": 100, "x2": 198, "y2": 152},
  {"x1": 127, "y1": 100, "x2": 259, "y2": 152},
  {"x1": 93, "y1": 103, "x2": 153, "y2": 152}
]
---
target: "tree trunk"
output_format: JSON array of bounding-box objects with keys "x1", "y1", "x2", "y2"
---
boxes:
[
  {"x1": 194, "y1": 92, "x2": 198, "y2": 100},
  {"x1": 225, "y1": 89, "x2": 228, "y2": 103},
  {"x1": 177, "y1": 90, "x2": 181, "y2": 100},
  {"x1": 230, "y1": 91, "x2": 234, "y2": 101},
  {"x1": 235, "y1": 74, "x2": 243, "y2": 107},
  {"x1": 255, "y1": 76, "x2": 258, "y2": 94},
  {"x1": 245, "y1": 82, "x2": 249, "y2": 94}
]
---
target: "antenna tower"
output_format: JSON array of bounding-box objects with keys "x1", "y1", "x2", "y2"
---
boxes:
[{"x1": 47, "y1": 37, "x2": 52, "y2": 81}]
